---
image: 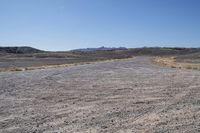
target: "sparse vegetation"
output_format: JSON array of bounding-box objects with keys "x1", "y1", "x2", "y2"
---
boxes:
[{"x1": 153, "y1": 56, "x2": 200, "y2": 70}]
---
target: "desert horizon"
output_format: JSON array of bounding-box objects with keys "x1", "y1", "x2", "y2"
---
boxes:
[{"x1": 1, "y1": 0, "x2": 200, "y2": 132}]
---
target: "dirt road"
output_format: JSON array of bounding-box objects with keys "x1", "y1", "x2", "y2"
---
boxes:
[{"x1": 0, "y1": 57, "x2": 200, "y2": 133}]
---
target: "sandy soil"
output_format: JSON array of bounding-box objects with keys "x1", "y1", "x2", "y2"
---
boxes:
[{"x1": 0, "y1": 57, "x2": 200, "y2": 133}]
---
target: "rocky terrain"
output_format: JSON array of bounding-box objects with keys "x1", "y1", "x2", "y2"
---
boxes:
[{"x1": 0, "y1": 56, "x2": 200, "y2": 133}]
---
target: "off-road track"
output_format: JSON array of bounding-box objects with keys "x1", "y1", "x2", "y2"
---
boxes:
[{"x1": 0, "y1": 57, "x2": 200, "y2": 133}]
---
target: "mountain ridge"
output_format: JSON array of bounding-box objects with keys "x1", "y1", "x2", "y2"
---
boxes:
[{"x1": 0, "y1": 46, "x2": 43, "y2": 54}]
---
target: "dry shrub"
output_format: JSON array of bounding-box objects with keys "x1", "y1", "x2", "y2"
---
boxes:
[{"x1": 153, "y1": 57, "x2": 200, "y2": 71}]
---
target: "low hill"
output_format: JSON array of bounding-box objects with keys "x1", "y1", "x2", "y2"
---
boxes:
[
  {"x1": 127, "y1": 47, "x2": 200, "y2": 56},
  {"x1": 0, "y1": 46, "x2": 43, "y2": 54},
  {"x1": 72, "y1": 46, "x2": 127, "y2": 52},
  {"x1": 1, "y1": 46, "x2": 200, "y2": 56}
]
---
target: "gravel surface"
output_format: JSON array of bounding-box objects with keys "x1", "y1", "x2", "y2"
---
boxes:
[{"x1": 0, "y1": 56, "x2": 200, "y2": 133}]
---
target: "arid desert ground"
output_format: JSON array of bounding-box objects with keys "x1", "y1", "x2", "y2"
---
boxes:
[{"x1": 0, "y1": 56, "x2": 200, "y2": 133}]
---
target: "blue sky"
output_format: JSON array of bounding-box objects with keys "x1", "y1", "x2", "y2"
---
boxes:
[{"x1": 0, "y1": 0, "x2": 200, "y2": 51}]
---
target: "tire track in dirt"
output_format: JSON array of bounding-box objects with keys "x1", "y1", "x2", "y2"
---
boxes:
[{"x1": 0, "y1": 57, "x2": 200, "y2": 133}]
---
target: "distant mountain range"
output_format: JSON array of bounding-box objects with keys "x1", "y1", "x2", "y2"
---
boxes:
[
  {"x1": 0, "y1": 46, "x2": 43, "y2": 54},
  {"x1": 72, "y1": 46, "x2": 127, "y2": 52},
  {"x1": 1, "y1": 46, "x2": 200, "y2": 57}
]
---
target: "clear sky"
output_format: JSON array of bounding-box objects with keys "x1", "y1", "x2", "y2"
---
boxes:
[{"x1": 0, "y1": 0, "x2": 200, "y2": 51}]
